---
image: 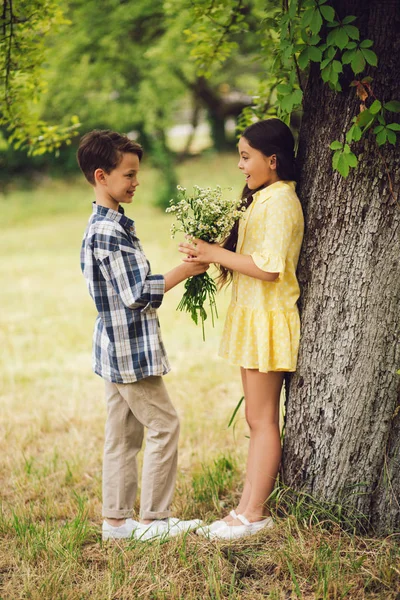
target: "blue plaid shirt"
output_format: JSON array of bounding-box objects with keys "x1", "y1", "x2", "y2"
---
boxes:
[{"x1": 80, "y1": 203, "x2": 171, "y2": 383}]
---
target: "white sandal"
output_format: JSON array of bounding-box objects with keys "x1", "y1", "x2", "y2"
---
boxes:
[
  {"x1": 196, "y1": 509, "x2": 238, "y2": 536},
  {"x1": 209, "y1": 513, "x2": 274, "y2": 540}
]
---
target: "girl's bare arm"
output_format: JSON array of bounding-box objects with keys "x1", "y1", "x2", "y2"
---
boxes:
[{"x1": 178, "y1": 240, "x2": 278, "y2": 282}]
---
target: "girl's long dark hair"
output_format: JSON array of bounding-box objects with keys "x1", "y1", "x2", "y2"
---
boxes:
[{"x1": 217, "y1": 118, "x2": 297, "y2": 287}]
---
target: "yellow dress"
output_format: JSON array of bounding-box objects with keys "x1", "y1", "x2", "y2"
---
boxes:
[{"x1": 219, "y1": 180, "x2": 304, "y2": 372}]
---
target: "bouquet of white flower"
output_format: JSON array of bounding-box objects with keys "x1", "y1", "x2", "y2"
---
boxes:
[{"x1": 166, "y1": 185, "x2": 244, "y2": 339}]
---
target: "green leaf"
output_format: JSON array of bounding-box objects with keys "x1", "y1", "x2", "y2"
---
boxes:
[
  {"x1": 308, "y1": 45, "x2": 322, "y2": 61},
  {"x1": 327, "y1": 45, "x2": 337, "y2": 60},
  {"x1": 335, "y1": 152, "x2": 350, "y2": 177},
  {"x1": 330, "y1": 140, "x2": 343, "y2": 150},
  {"x1": 288, "y1": 0, "x2": 297, "y2": 19},
  {"x1": 310, "y1": 9, "x2": 323, "y2": 34},
  {"x1": 361, "y1": 49, "x2": 378, "y2": 67},
  {"x1": 320, "y1": 56, "x2": 333, "y2": 69},
  {"x1": 326, "y1": 69, "x2": 339, "y2": 85},
  {"x1": 292, "y1": 89, "x2": 304, "y2": 104},
  {"x1": 342, "y1": 49, "x2": 355, "y2": 65},
  {"x1": 298, "y1": 48, "x2": 310, "y2": 69},
  {"x1": 280, "y1": 94, "x2": 294, "y2": 112},
  {"x1": 326, "y1": 28, "x2": 337, "y2": 47},
  {"x1": 343, "y1": 25, "x2": 359, "y2": 40},
  {"x1": 351, "y1": 50, "x2": 366, "y2": 74},
  {"x1": 373, "y1": 125, "x2": 384, "y2": 134},
  {"x1": 321, "y1": 64, "x2": 332, "y2": 83},
  {"x1": 384, "y1": 100, "x2": 400, "y2": 113},
  {"x1": 376, "y1": 129, "x2": 387, "y2": 145},
  {"x1": 387, "y1": 123, "x2": 400, "y2": 131},
  {"x1": 387, "y1": 130, "x2": 397, "y2": 145},
  {"x1": 336, "y1": 28, "x2": 350, "y2": 50},
  {"x1": 332, "y1": 150, "x2": 341, "y2": 170},
  {"x1": 347, "y1": 152, "x2": 358, "y2": 167},
  {"x1": 346, "y1": 125, "x2": 362, "y2": 143},
  {"x1": 301, "y1": 8, "x2": 314, "y2": 29},
  {"x1": 360, "y1": 39, "x2": 374, "y2": 49},
  {"x1": 353, "y1": 125, "x2": 362, "y2": 141},
  {"x1": 277, "y1": 83, "x2": 292, "y2": 94},
  {"x1": 357, "y1": 108, "x2": 374, "y2": 127},
  {"x1": 332, "y1": 60, "x2": 343, "y2": 73},
  {"x1": 369, "y1": 99, "x2": 382, "y2": 115},
  {"x1": 342, "y1": 15, "x2": 357, "y2": 25},
  {"x1": 309, "y1": 34, "x2": 321, "y2": 46},
  {"x1": 320, "y1": 5, "x2": 335, "y2": 22}
]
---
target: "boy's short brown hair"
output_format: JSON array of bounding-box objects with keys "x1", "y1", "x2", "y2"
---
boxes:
[{"x1": 77, "y1": 130, "x2": 143, "y2": 185}]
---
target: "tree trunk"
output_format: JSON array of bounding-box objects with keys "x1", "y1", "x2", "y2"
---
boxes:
[{"x1": 282, "y1": 0, "x2": 400, "y2": 534}]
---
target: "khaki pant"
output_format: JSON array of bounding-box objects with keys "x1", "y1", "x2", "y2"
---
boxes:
[{"x1": 102, "y1": 376, "x2": 180, "y2": 520}]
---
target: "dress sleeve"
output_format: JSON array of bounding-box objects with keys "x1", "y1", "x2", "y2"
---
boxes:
[
  {"x1": 251, "y1": 196, "x2": 293, "y2": 280},
  {"x1": 94, "y1": 228, "x2": 165, "y2": 312}
]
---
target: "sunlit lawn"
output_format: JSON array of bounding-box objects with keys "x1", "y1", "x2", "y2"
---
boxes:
[{"x1": 1, "y1": 153, "x2": 399, "y2": 599}]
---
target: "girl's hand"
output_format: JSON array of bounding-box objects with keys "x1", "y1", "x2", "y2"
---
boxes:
[{"x1": 179, "y1": 238, "x2": 221, "y2": 264}]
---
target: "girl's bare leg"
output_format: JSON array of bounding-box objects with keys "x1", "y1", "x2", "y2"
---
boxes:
[
  {"x1": 232, "y1": 369, "x2": 284, "y2": 524},
  {"x1": 222, "y1": 368, "x2": 250, "y2": 523},
  {"x1": 234, "y1": 367, "x2": 252, "y2": 513}
]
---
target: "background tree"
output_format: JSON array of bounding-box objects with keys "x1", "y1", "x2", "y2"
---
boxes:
[
  {"x1": 0, "y1": 0, "x2": 79, "y2": 155},
  {"x1": 1, "y1": 0, "x2": 267, "y2": 200}
]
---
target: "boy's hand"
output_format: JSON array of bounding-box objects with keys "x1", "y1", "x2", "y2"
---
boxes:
[
  {"x1": 182, "y1": 260, "x2": 209, "y2": 278},
  {"x1": 163, "y1": 261, "x2": 209, "y2": 293}
]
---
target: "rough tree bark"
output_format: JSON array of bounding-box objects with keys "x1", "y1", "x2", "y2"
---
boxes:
[{"x1": 282, "y1": 0, "x2": 400, "y2": 534}]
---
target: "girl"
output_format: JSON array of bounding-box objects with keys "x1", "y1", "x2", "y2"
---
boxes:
[{"x1": 179, "y1": 118, "x2": 304, "y2": 540}]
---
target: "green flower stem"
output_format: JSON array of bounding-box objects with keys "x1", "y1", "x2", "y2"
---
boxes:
[{"x1": 176, "y1": 272, "x2": 218, "y2": 341}]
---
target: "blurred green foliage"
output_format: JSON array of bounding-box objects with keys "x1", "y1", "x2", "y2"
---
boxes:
[{"x1": 1, "y1": 0, "x2": 266, "y2": 206}]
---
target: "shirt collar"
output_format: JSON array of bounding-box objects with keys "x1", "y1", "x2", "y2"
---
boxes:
[
  {"x1": 92, "y1": 203, "x2": 134, "y2": 232},
  {"x1": 253, "y1": 180, "x2": 296, "y2": 204}
]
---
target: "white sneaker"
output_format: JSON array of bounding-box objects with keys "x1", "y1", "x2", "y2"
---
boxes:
[
  {"x1": 102, "y1": 518, "x2": 140, "y2": 540},
  {"x1": 168, "y1": 518, "x2": 203, "y2": 533},
  {"x1": 134, "y1": 519, "x2": 171, "y2": 541},
  {"x1": 209, "y1": 514, "x2": 274, "y2": 540},
  {"x1": 134, "y1": 517, "x2": 203, "y2": 541},
  {"x1": 196, "y1": 510, "x2": 237, "y2": 537}
]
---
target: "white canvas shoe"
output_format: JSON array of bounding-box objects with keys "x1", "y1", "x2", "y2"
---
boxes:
[
  {"x1": 168, "y1": 518, "x2": 203, "y2": 533},
  {"x1": 209, "y1": 514, "x2": 274, "y2": 540},
  {"x1": 134, "y1": 519, "x2": 172, "y2": 541},
  {"x1": 196, "y1": 510, "x2": 238, "y2": 537},
  {"x1": 102, "y1": 518, "x2": 140, "y2": 540},
  {"x1": 134, "y1": 517, "x2": 201, "y2": 541}
]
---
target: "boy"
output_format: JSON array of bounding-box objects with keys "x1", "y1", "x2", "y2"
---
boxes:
[{"x1": 78, "y1": 130, "x2": 207, "y2": 540}]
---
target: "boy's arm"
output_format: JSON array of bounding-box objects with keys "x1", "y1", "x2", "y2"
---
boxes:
[
  {"x1": 163, "y1": 262, "x2": 209, "y2": 292},
  {"x1": 95, "y1": 229, "x2": 208, "y2": 311},
  {"x1": 98, "y1": 248, "x2": 165, "y2": 311}
]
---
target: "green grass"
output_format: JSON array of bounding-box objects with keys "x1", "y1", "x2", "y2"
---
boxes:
[{"x1": 1, "y1": 153, "x2": 400, "y2": 599}]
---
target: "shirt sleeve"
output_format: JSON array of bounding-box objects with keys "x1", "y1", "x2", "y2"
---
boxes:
[
  {"x1": 251, "y1": 196, "x2": 293, "y2": 280},
  {"x1": 95, "y1": 232, "x2": 165, "y2": 312}
]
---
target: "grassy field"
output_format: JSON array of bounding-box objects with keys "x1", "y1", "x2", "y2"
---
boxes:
[{"x1": 1, "y1": 153, "x2": 399, "y2": 599}]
